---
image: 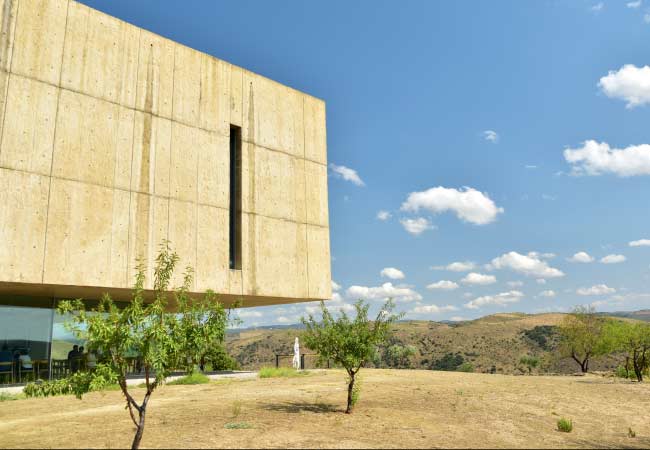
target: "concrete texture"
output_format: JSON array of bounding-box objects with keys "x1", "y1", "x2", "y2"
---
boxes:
[{"x1": 0, "y1": 0, "x2": 330, "y2": 308}]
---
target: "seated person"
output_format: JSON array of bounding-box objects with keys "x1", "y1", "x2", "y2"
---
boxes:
[{"x1": 18, "y1": 350, "x2": 32, "y2": 380}]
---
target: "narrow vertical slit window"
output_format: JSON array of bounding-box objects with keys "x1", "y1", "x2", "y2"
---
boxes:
[{"x1": 229, "y1": 125, "x2": 242, "y2": 270}]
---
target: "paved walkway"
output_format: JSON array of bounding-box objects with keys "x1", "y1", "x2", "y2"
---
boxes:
[{"x1": 0, "y1": 371, "x2": 258, "y2": 395}]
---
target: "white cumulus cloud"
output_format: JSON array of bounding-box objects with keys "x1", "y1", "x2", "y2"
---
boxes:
[
  {"x1": 345, "y1": 282, "x2": 422, "y2": 303},
  {"x1": 400, "y1": 217, "x2": 434, "y2": 235},
  {"x1": 376, "y1": 210, "x2": 391, "y2": 221},
  {"x1": 381, "y1": 267, "x2": 405, "y2": 280},
  {"x1": 507, "y1": 281, "x2": 524, "y2": 288},
  {"x1": 564, "y1": 140, "x2": 650, "y2": 177},
  {"x1": 329, "y1": 163, "x2": 365, "y2": 186},
  {"x1": 410, "y1": 304, "x2": 459, "y2": 314},
  {"x1": 599, "y1": 65, "x2": 650, "y2": 108},
  {"x1": 488, "y1": 251, "x2": 565, "y2": 278},
  {"x1": 577, "y1": 284, "x2": 616, "y2": 296},
  {"x1": 600, "y1": 254, "x2": 626, "y2": 264},
  {"x1": 539, "y1": 290, "x2": 556, "y2": 298},
  {"x1": 629, "y1": 239, "x2": 650, "y2": 247},
  {"x1": 627, "y1": 0, "x2": 642, "y2": 8},
  {"x1": 401, "y1": 186, "x2": 503, "y2": 225},
  {"x1": 464, "y1": 290, "x2": 524, "y2": 309},
  {"x1": 461, "y1": 272, "x2": 497, "y2": 285},
  {"x1": 426, "y1": 280, "x2": 459, "y2": 291},
  {"x1": 483, "y1": 130, "x2": 499, "y2": 143},
  {"x1": 568, "y1": 251, "x2": 595, "y2": 263},
  {"x1": 431, "y1": 261, "x2": 477, "y2": 272}
]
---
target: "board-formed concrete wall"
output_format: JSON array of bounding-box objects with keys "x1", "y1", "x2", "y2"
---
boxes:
[{"x1": 0, "y1": 0, "x2": 331, "y2": 307}]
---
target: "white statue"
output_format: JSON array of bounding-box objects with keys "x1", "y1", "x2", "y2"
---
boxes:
[{"x1": 292, "y1": 337, "x2": 300, "y2": 370}]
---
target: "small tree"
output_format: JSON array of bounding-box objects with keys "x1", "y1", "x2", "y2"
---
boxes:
[
  {"x1": 604, "y1": 320, "x2": 650, "y2": 382},
  {"x1": 519, "y1": 355, "x2": 539, "y2": 374},
  {"x1": 301, "y1": 299, "x2": 402, "y2": 414},
  {"x1": 557, "y1": 306, "x2": 609, "y2": 373},
  {"x1": 171, "y1": 273, "x2": 231, "y2": 374},
  {"x1": 58, "y1": 243, "x2": 231, "y2": 449}
]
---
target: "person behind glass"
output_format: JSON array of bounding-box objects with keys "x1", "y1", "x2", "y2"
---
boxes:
[
  {"x1": 18, "y1": 349, "x2": 32, "y2": 380},
  {"x1": 78, "y1": 346, "x2": 86, "y2": 371},
  {"x1": 67, "y1": 344, "x2": 79, "y2": 373}
]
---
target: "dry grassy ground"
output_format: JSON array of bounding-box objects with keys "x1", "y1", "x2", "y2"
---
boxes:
[{"x1": 2, "y1": 369, "x2": 649, "y2": 448}]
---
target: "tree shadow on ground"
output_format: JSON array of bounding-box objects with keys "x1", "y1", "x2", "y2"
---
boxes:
[{"x1": 262, "y1": 401, "x2": 341, "y2": 414}]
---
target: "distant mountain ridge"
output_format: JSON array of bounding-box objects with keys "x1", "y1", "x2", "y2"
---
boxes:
[{"x1": 226, "y1": 310, "x2": 649, "y2": 373}]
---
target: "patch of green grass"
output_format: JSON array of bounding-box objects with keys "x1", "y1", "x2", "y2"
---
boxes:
[
  {"x1": 168, "y1": 373, "x2": 210, "y2": 385},
  {"x1": 224, "y1": 422, "x2": 254, "y2": 429},
  {"x1": 258, "y1": 367, "x2": 310, "y2": 378},
  {"x1": 557, "y1": 418, "x2": 573, "y2": 433},
  {"x1": 0, "y1": 392, "x2": 24, "y2": 401}
]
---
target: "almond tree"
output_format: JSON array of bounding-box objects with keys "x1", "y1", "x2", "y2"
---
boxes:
[
  {"x1": 58, "y1": 243, "x2": 230, "y2": 449},
  {"x1": 557, "y1": 305, "x2": 609, "y2": 373},
  {"x1": 302, "y1": 299, "x2": 402, "y2": 414}
]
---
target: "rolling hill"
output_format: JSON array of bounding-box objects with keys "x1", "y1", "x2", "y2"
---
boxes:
[{"x1": 226, "y1": 311, "x2": 642, "y2": 374}]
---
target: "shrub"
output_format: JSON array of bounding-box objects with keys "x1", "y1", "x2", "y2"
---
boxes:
[
  {"x1": 168, "y1": 373, "x2": 210, "y2": 385},
  {"x1": 203, "y1": 345, "x2": 240, "y2": 371},
  {"x1": 457, "y1": 362, "x2": 474, "y2": 373},
  {"x1": 628, "y1": 428, "x2": 636, "y2": 438},
  {"x1": 258, "y1": 367, "x2": 309, "y2": 378},
  {"x1": 432, "y1": 353, "x2": 464, "y2": 371},
  {"x1": 24, "y1": 367, "x2": 117, "y2": 399},
  {"x1": 557, "y1": 418, "x2": 573, "y2": 433}
]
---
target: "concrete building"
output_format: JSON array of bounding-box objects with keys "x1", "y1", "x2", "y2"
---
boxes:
[{"x1": 0, "y1": 0, "x2": 330, "y2": 384}]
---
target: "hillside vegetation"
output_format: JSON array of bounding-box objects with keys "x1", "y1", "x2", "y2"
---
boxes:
[{"x1": 226, "y1": 311, "x2": 648, "y2": 374}]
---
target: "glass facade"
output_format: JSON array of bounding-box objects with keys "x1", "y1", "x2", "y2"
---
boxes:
[
  {"x1": 0, "y1": 298, "x2": 54, "y2": 385},
  {"x1": 0, "y1": 296, "x2": 130, "y2": 386}
]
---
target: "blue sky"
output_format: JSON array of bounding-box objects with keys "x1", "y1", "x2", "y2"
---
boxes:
[{"x1": 81, "y1": 0, "x2": 650, "y2": 326}]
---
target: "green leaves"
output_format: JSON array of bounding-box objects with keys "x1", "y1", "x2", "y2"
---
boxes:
[
  {"x1": 302, "y1": 299, "x2": 402, "y2": 373},
  {"x1": 301, "y1": 299, "x2": 402, "y2": 413}
]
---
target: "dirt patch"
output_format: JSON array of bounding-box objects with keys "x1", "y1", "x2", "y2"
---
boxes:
[{"x1": 1, "y1": 369, "x2": 649, "y2": 448}]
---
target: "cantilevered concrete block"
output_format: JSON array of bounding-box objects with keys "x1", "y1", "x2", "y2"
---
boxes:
[
  {"x1": 307, "y1": 224, "x2": 332, "y2": 300},
  {"x1": 131, "y1": 112, "x2": 172, "y2": 196},
  {"x1": 304, "y1": 96, "x2": 327, "y2": 165},
  {"x1": 127, "y1": 193, "x2": 169, "y2": 289},
  {"x1": 0, "y1": 0, "x2": 330, "y2": 309},
  {"x1": 172, "y1": 44, "x2": 201, "y2": 126},
  {"x1": 305, "y1": 160, "x2": 329, "y2": 227},
  {"x1": 12, "y1": 0, "x2": 67, "y2": 85},
  {"x1": 43, "y1": 178, "x2": 116, "y2": 287},
  {"x1": 200, "y1": 54, "x2": 230, "y2": 135},
  {"x1": 0, "y1": 0, "x2": 18, "y2": 72},
  {"x1": 197, "y1": 129, "x2": 229, "y2": 208},
  {"x1": 0, "y1": 168, "x2": 49, "y2": 283},
  {"x1": 52, "y1": 90, "x2": 134, "y2": 189},
  {"x1": 169, "y1": 121, "x2": 199, "y2": 203},
  {"x1": 242, "y1": 144, "x2": 306, "y2": 223},
  {"x1": 136, "y1": 30, "x2": 175, "y2": 118},
  {"x1": 61, "y1": 1, "x2": 139, "y2": 107},
  {"x1": 0, "y1": 74, "x2": 58, "y2": 176},
  {"x1": 242, "y1": 72, "x2": 304, "y2": 157},
  {"x1": 195, "y1": 204, "x2": 229, "y2": 293},
  {"x1": 168, "y1": 198, "x2": 197, "y2": 289}
]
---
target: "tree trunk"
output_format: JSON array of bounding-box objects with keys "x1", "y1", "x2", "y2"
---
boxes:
[
  {"x1": 345, "y1": 373, "x2": 355, "y2": 414},
  {"x1": 633, "y1": 349, "x2": 643, "y2": 382},
  {"x1": 131, "y1": 393, "x2": 151, "y2": 449}
]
